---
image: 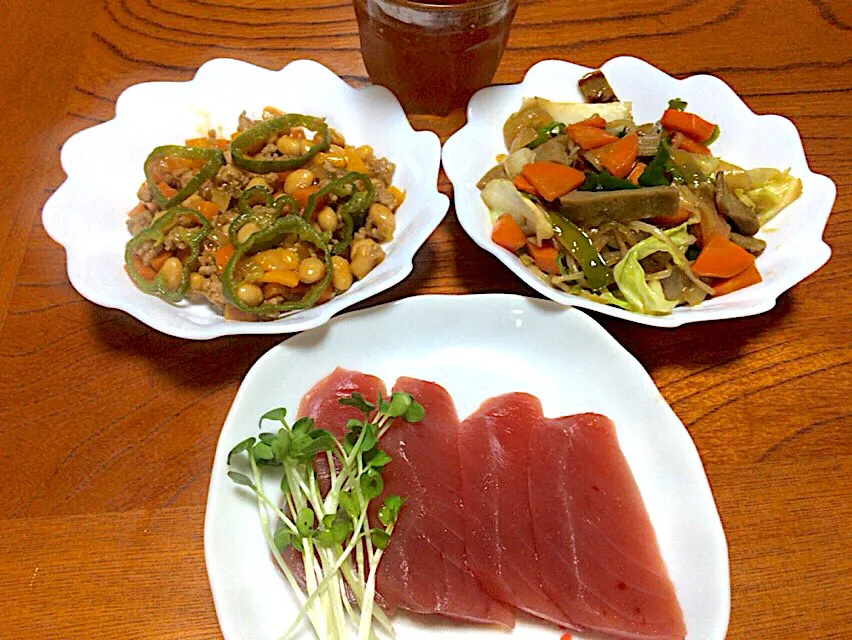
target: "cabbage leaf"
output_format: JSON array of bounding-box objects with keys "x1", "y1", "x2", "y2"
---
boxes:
[{"x1": 480, "y1": 179, "x2": 554, "y2": 245}]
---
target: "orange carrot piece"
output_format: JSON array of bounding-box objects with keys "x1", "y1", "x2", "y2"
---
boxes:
[
  {"x1": 596, "y1": 132, "x2": 639, "y2": 179},
  {"x1": 677, "y1": 136, "x2": 712, "y2": 156},
  {"x1": 560, "y1": 635, "x2": 573, "y2": 640},
  {"x1": 293, "y1": 185, "x2": 321, "y2": 212},
  {"x1": 189, "y1": 200, "x2": 220, "y2": 221},
  {"x1": 129, "y1": 255, "x2": 157, "y2": 281},
  {"x1": 712, "y1": 262, "x2": 762, "y2": 296},
  {"x1": 214, "y1": 243, "x2": 235, "y2": 272},
  {"x1": 513, "y1": 173, "x2": 538, "y2": 196},
  {"x1": 224, "y1": 304, "x2": 259, "y2": 321},
  {"x1": 526, "y1": 240, "x2": 560, "y2": 275},
  {"x1": 627, "y1": 162, "x2": 647, "y2": 185},
  {"x1": 317, "y1": 282, "x2": 335, "y2": 304},
  {"x1": 491, "y1": 214, "x2": 527, "y2": 252},
  {"x1": 520, "y1": 162, "x2": 585, "y2": 200},
  {"x1": 661, "y1": 109, "x2": 716, "y2": 143},
  {"x1": 149, "y1": 251, "x2": 174, "y2": 272},
  {"x1": 691, "y1": 234, "x2": 755, "y2": 278},
  {"x1": 576, "y1": 114, "x2": 606, "y2": 128},
  {"x1": 566, "y1": 124, "x2": 618, "y2": 150},
  {"x1": 648, "y1": 207, "x2": 692, "y2": 227},
  {"x1": 157, "y1": 181, "x2": 177, "y2": 199}
]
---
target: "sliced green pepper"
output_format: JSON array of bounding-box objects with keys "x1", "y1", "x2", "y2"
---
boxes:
[
  {"x1": 638, "y1": 141, "x2": 672, "y2": 187},
  {"x1": 549, "y1": 212, "x2": 612, "y2": 290},
  {"x1": 580, "y1": 170, "x2": 640, "y2": 192},
  {"x1": 526, "y1": 122, "x2": 566, "y2": 150},
  {"x1": 230, "y1": 114, "x2": 329, "y2": 173},
  {"x1": 302, "y1": 172, "x2": 374, "y2": 255},
  {"x1": 124, "y1": 207, "x2": 210, "y2": 302},
  {"x1": 230, "y1": 185, "x2": 298, "y2": 245},
  {"x1": 144, "y1": 145, "x2": 225, "y2": 209},
  {"x1": 222, "y1": 215, "x2": 332, "y2": 315}
]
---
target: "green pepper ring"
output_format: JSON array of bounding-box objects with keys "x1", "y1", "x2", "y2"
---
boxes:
[
  {"x1": 302, "y1": 171, "x2": 374, "y2": 256},
  {"x1": 230, "y1": 114, "x2": 330, "y2": 174},
  {"x1": 222, "y1": 214, "x2": 333, "y2": 315},
  {"x1": 229, "y1": 185, "x2": 298, "y2": 246},
  {"x1": 144, "y1": 145, "x2": 225, "y2": 210}
]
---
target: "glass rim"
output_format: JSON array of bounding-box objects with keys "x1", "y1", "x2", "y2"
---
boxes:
[{"x1": 370, "y1": 0, "x2": 513, "y2": 12}]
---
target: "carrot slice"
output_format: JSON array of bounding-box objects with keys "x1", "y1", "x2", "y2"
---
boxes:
[
  {"x1": 189, "y1": 199, "x2": 220, "y2": 221},
  {"x1": 691, "y1": 234, "x2": 754, "y2": 278},
  {"x1": 259, "y1": 270, "x2": 300, "y2": 287},
  {"x1": 576, "y1": 114, "x2": 606, "y2": 128},
  {"x1": 214, "y1": 242, "x2": 235, "y2": 272},
  {"x1": 149, "y1": 251, "x2": 174, "y2": 272},
  {"x1": 627, "y1": 162, "x2": 647, "y2": 185},
  {"x1": 661, "y1": 109, "x2": 717, "y2": 142},
  {"x1": 526, "y1": 240, "x2": 560, "y2": 275},
  {"x1": 520, "y1": 162, "x2": 585, "y2": 200},
  {"x1": 677, "y1": 136, "x2": 712, "y2": 156},
  {"x1": 712, "y1": 262, "x2": 762, "y2": 296},
  {"x1": 293, "y1": 185, "x2": 321, "y2": 212},
  {"x1": 596, "y1": 132, "x2": 639, "y2": 179},
  {"x1": 492, "y1": 214, "x2": 527, "y2": 252},
  {"x1": 648, "y1": 207, "x2": 692, "y2": 227},
  {"x1": 566, "y1": 124, "x2": 618, "y2": 150},
  {"x1": 157, "y1": 181, "x2": 177, "y2": 199},
  {"x1": 128, "y1": 255, "x2": 157, "y2": 282},
  {"x1": 513, "y1": 173, "x2": 538, "y2": 196}
]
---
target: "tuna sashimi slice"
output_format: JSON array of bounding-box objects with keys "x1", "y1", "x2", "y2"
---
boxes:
[
  {"x1": 458, "y1": 393, "x2": 577, "y2": 629},
  {"x1": 529, "y1": 413, "x2": 686, "y2": 640},
  {"x1": 374, "y1": 377, "x2": 514, "y2": 628}
]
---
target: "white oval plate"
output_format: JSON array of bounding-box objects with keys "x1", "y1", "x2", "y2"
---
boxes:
[
  {"x1": 442, "y1": 57, "x2": 836, "y2": 328},
  {"x1": 42, "y1": 59, "x2": 448, "y2": 339},
  {"x1": 204, "y1": 294, "x2": 730, "y2": 639}
]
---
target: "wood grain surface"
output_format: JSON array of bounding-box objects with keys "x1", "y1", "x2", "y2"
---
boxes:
[{"x1": 0, "y1": 0, "x2": 850, "y2": 638}]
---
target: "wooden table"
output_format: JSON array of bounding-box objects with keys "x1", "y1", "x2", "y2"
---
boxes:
[{"x1": 1, "y1": 0, "x2": 849, "y2": 638}]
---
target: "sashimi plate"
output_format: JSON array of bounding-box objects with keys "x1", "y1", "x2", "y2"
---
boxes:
[{"x1": 204, "y1": 294, "x2": 730, "y2": 639}]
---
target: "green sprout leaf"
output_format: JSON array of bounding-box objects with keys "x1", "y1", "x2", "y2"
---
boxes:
[
  {"x1": 227, "y1": 470, "x2": 255, "y2": 489},
  {"x1": 370, "y1": 529, "x2": 390, "y2": 550},
  {"x1": 339, "y1": 392, "x2": 375, "y2": 416},
  {"x1": 360, "y1": 468, "x2": 384, "y2": 500},
  {"x1": 253, "y1": 441, "x2": 275, "y2": 461},
  {"x1": 403, "y1": 401, "x2": 425, "y2": 423},
  {"x1": 365, "y1": 449, "x2": 392, "y2": 469},
  {"x1": 378, "y1": 495, "x2": 404, "y2": 527},
  {"x1": 668, "y1": 97, "x2": 688, "y2": 111},
  {"x1": 258, "y1": 407, "x2": 288, "y2": 428},
  {"x1": 296, "y1": 507, "x2": 315, "y2": 538},
  {"x1": 338, "y1": 490, "x2": 360, "y2": 518},
  {"x1": 273, "y1": 523, "x2": 292, "y2": 552},
  {"x1": 386, "y1": 392, "x2": 412, "y2": 418},
  {"x1": 292, "y1": 416, "x2": 315, "y2": 436},
  {"x1": 258, "y1": 432, "x2": 276, "y2": 445},
  {"x1": 227, "y1": 437, "x2": 255, "y2": 464}
]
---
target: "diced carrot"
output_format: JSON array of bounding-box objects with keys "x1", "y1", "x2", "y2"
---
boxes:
[
  {"x1": 560, "y1": 635, "x2": 573, "y2": 640},
  {"x1": 627, "y1": 162, "x2": 647, "y2": 185},
  {"x1": 157, "y1": 181, "x2": 177, "y2": 199},
  {"x1": 596, "y1": 132, "x2": 639, "y2": 179},
  {"x1": 661, "y1": 109, "x2": 716, "y2": 143},
  {"x1": 317, "y1": 283, "x2": 335, "y2": 304},
  {"x1": 127, "y1": 203, "x2": 147, "y2": 217},
  {"x1": 129, "y1": 255, "x2": 157, "y2": 281},
  {"x1": 293, "y1": 185, "x2": 321, "y2": 212},
  {"x1": 259, "y1": 270, "x2": 300, "y2": 287},
  {"x1": 189, "y1": 199, "x2": 220, "y2": 221},
  {"x1": 677, "y1": 136, "x2": 712, "y2": 156},
  {"x1": 214, "y1": 242, "x2": 235, "y2": 272},
  {"x1": 276, "y1": 171, "x2": 292, "y2": 184},
  {"x1": 576, "y1": 114, "x2": 606, "y2": 128},
  {"x1": 224, "y1": 304, "x2": 259, "y2": 321},
  {"x1": 290, "y1": 128, "x2": 306, "y2": 139},
  {"x1": 711, "y1": 262, "x2": 762, "y2": 296},
  {"x1": 184, "y1": 137, "x2": 209, "y2": 147},
  {"x1": 526, "y1": 240, "x2": 560, "y2": 275},
  {"x1": 491, "y1": 214, "x2": 527, "y2": 252},
  {"x1": 149, "y1": 251, "x2": 174, "y2": 272},
  {"x1": 648, "y1": 207, "x2": 692, "y2": 226},
  {"x1": 566, "y1": 124, "x2": 618, "y2": 150},
  {"x1": 520, "y1": 162, "x2": 585, "y2": 200},
  {"x1": 691, "y1": 234, "x2": 754, "y2": 278},
  {"x1": 513, "y1": 173, "x2": 538, "y2": 196}
]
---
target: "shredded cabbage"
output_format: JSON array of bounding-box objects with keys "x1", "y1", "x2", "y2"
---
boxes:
[
  {"x1": 613, "y1": 223, "x2": 696, "y2": 315},
  {"x1": 738, "y1": 168, "x2": 802, "y2": 225},
  {"x1": 502, "y1": 148, "x2": 534, "y2": 178},
  {"x1": 521, "y1": 97, "x2": 633, "y2": 125},
  {"x1": 480, "y1": 179, "x2": 554, "y2": 245}
]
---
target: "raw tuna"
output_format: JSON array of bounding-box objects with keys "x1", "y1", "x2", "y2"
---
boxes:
[
  {"x1": 458, "y1": 393, "x2": 576, "y2": 629},
  {"x1": 529, "y1": 412, "x2": 686, "y2": 639},
  {"x1": 375, "y1": 377, "x2": 514, "y2": 627}
]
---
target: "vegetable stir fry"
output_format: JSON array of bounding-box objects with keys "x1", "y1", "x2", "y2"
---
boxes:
[
  {"x1": 480, "y1": 71, "x2": 802, "y2": 315},
  {"x1": 124, "y1": 108, "x2": 404, "y2": 321}
]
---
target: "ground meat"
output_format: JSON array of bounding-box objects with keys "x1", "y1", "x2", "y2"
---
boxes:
[
  {"x1": 371, "y1": 179, "x2": 395, "y2": 208},
  {"x1": 127, "y1": 207, "x2": 153, "y2": 235},
  {"x1": 137, "y1": 182, "x2": 153, "y2": 202},
  {"x1": 201, "y1": 273, "x2": 225, "y2": 308},
  {"x1": 215, "y1": 164, "x2": 249, "y2": 197},
  {"x1": 164, "y1": 226, "x2": 191, "y2": 251},
  {"x1": 365, "y1": 156, "x2": 395, "y2": 185},
  {"x1": 238, "y1": 111, "x2": 256, "y2": 131}
]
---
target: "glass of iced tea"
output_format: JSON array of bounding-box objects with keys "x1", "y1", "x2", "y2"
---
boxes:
[{"x1": 353, "y1": 0, "x2": 518, "y2": 115}]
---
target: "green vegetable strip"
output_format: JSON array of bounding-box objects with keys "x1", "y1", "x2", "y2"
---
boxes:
[
  {"x1": 302, "y1": 172, "x2": 374, "y2": 255},
  {"x1": 229, "y1": 185, "x2": 298, "y2": 245},
  {"x1": 124, "y1": 207, "x2": 210, "y2": 302},
  {"x1": 638, "y1": 141, "x2": 672, "y2": 187},
  {"x1": 144, "y1": 145, "x2": 225, "y2": 209},
  {"x1": 579, "y1": 170, "x2": 639, "y2": 192},
  {"x1": 230, "y1": 114, "x2": 330, "y2": 173},
  {"x1": 549, "y1": 212, "x2": 612, "y2": 290},
  {"x1": 221, "y1": 214, "x2": 332, "y2": 314},
  {"x1": 526, "y1": 121, "x2": 566, "y2": 150}
]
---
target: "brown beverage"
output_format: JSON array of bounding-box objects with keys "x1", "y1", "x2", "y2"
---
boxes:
[{"x1": 353, "y1": 0, "x2": 518, "y2": 115}]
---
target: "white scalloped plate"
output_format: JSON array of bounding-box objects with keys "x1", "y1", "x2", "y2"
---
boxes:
[
  {"x1": 205, "y1": 295, "x2": 729, "y2": 639},
  {"x1": 442, "y1": 57, "x2": 836, "y2": 328},
  {"x1": 42, "y1": 59, "x2": 448, "y2": 339}
]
